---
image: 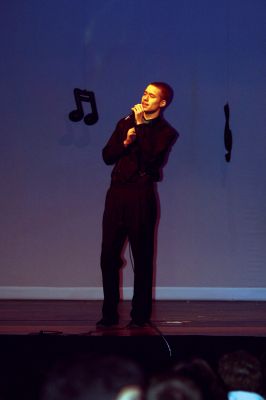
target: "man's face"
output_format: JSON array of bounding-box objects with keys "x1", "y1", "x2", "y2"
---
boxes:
[{"x1": 141, "y1": 84, "x2": 166, "y2": 116}]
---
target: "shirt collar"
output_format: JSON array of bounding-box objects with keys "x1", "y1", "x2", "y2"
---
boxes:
[{"x1": 143, "y1": 115, "x2": 162, "y2": 125}]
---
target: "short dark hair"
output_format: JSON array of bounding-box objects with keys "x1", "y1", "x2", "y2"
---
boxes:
[
  {"x1": 150, "y1": 82, "x2": 174, "y2": 107},
  {"x1": 41, "y1": 354, "x2": 145, "y2": 400},
  {"x1": 146, "y1": 377, "x2": 203, "y2": 400},
  {"x1": 218, "y1": 350, "x2": 263, "y2": 393}
]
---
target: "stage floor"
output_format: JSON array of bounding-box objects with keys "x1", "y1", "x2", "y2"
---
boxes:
[
  {"x1": 0, "y1": 299, "x2": 265, "y2": 336},
  {"x1": 0, "y1": 300, "x2": 266, "y2": 400}
]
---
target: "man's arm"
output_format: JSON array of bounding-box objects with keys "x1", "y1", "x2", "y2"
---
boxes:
[
  {"x1": 102, "y1": 118, "x2": 137, "y2": 165},
  {"x1": 137, "y1": 124, "x2": 178, "y2": 180}
]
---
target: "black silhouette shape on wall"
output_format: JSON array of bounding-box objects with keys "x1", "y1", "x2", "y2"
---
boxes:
[
  {"x1": 224, "y1": 103, "x2": 233, "y2": 162},
  {"x1": 69, "y1": 88, "x2": 99, "y2": 125}
]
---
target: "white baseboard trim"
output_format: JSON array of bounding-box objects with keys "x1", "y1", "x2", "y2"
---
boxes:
[{"x1": 0, "y1": 286, "x2": 266, "y2": 301}]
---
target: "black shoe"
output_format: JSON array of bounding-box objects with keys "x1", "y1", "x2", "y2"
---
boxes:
[
  {"x1": 96, "y1": 317, "x2": 119, "y2": 328},
  {"x1": 127, "y1": 319, "x2": 150, "y2": 328}
]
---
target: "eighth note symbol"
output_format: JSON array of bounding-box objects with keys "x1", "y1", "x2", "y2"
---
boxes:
[{"x1": 69, "y1": 88, "x2": 99, "y2": 125}]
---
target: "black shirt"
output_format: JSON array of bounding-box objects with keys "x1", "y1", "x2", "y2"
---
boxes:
[{"x1": 102, "y1": 114, "x2": 178, "y2": 184}]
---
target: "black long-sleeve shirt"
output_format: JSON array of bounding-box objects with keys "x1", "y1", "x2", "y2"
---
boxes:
[{"x1": 102, "y1": 114, "x2": 178, "y2": 184}]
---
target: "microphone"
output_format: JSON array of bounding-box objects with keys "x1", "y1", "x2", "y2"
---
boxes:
[{"x1": 124, "y1": 111, "x2": 135, "y2": 121}]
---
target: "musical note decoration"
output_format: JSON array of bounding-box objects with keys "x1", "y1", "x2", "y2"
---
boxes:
[
  {"x1": 69, "y1": 88, "x2": 99, "y2": 125},
  {"x1": 224, "y1": 103, "x2": 233, "y2": 162}
]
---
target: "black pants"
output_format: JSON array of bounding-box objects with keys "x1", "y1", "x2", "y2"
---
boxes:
[{"x1": 100, "y1": 182, "x2": 157, "y2": 323}]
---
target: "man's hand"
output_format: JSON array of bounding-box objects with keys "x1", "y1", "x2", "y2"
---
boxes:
[
  {"x1": 123, "y1": 127, "x2": 136, "y2": 147},
  {"x1": 131, "y1": 103, "x2": 144, "y2": 125}
]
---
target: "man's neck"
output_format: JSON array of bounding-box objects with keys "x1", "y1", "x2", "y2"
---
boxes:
[{"x1": 143, "y1": 110, "x2": 161, "y2": 121}]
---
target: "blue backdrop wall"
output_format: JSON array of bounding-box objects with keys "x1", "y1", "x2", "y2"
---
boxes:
[{"x1": 0, "y1": 0, "x2": 265, "y2": 299}]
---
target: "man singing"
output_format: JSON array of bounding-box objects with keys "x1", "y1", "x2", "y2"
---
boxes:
[{"x1": 97, "y1": 82, "x2": 179, "y2": 327}]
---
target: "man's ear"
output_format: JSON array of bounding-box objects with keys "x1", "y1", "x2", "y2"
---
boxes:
[{"x1": 160, "y1": 99, "x2": 167, "y2": 108}]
